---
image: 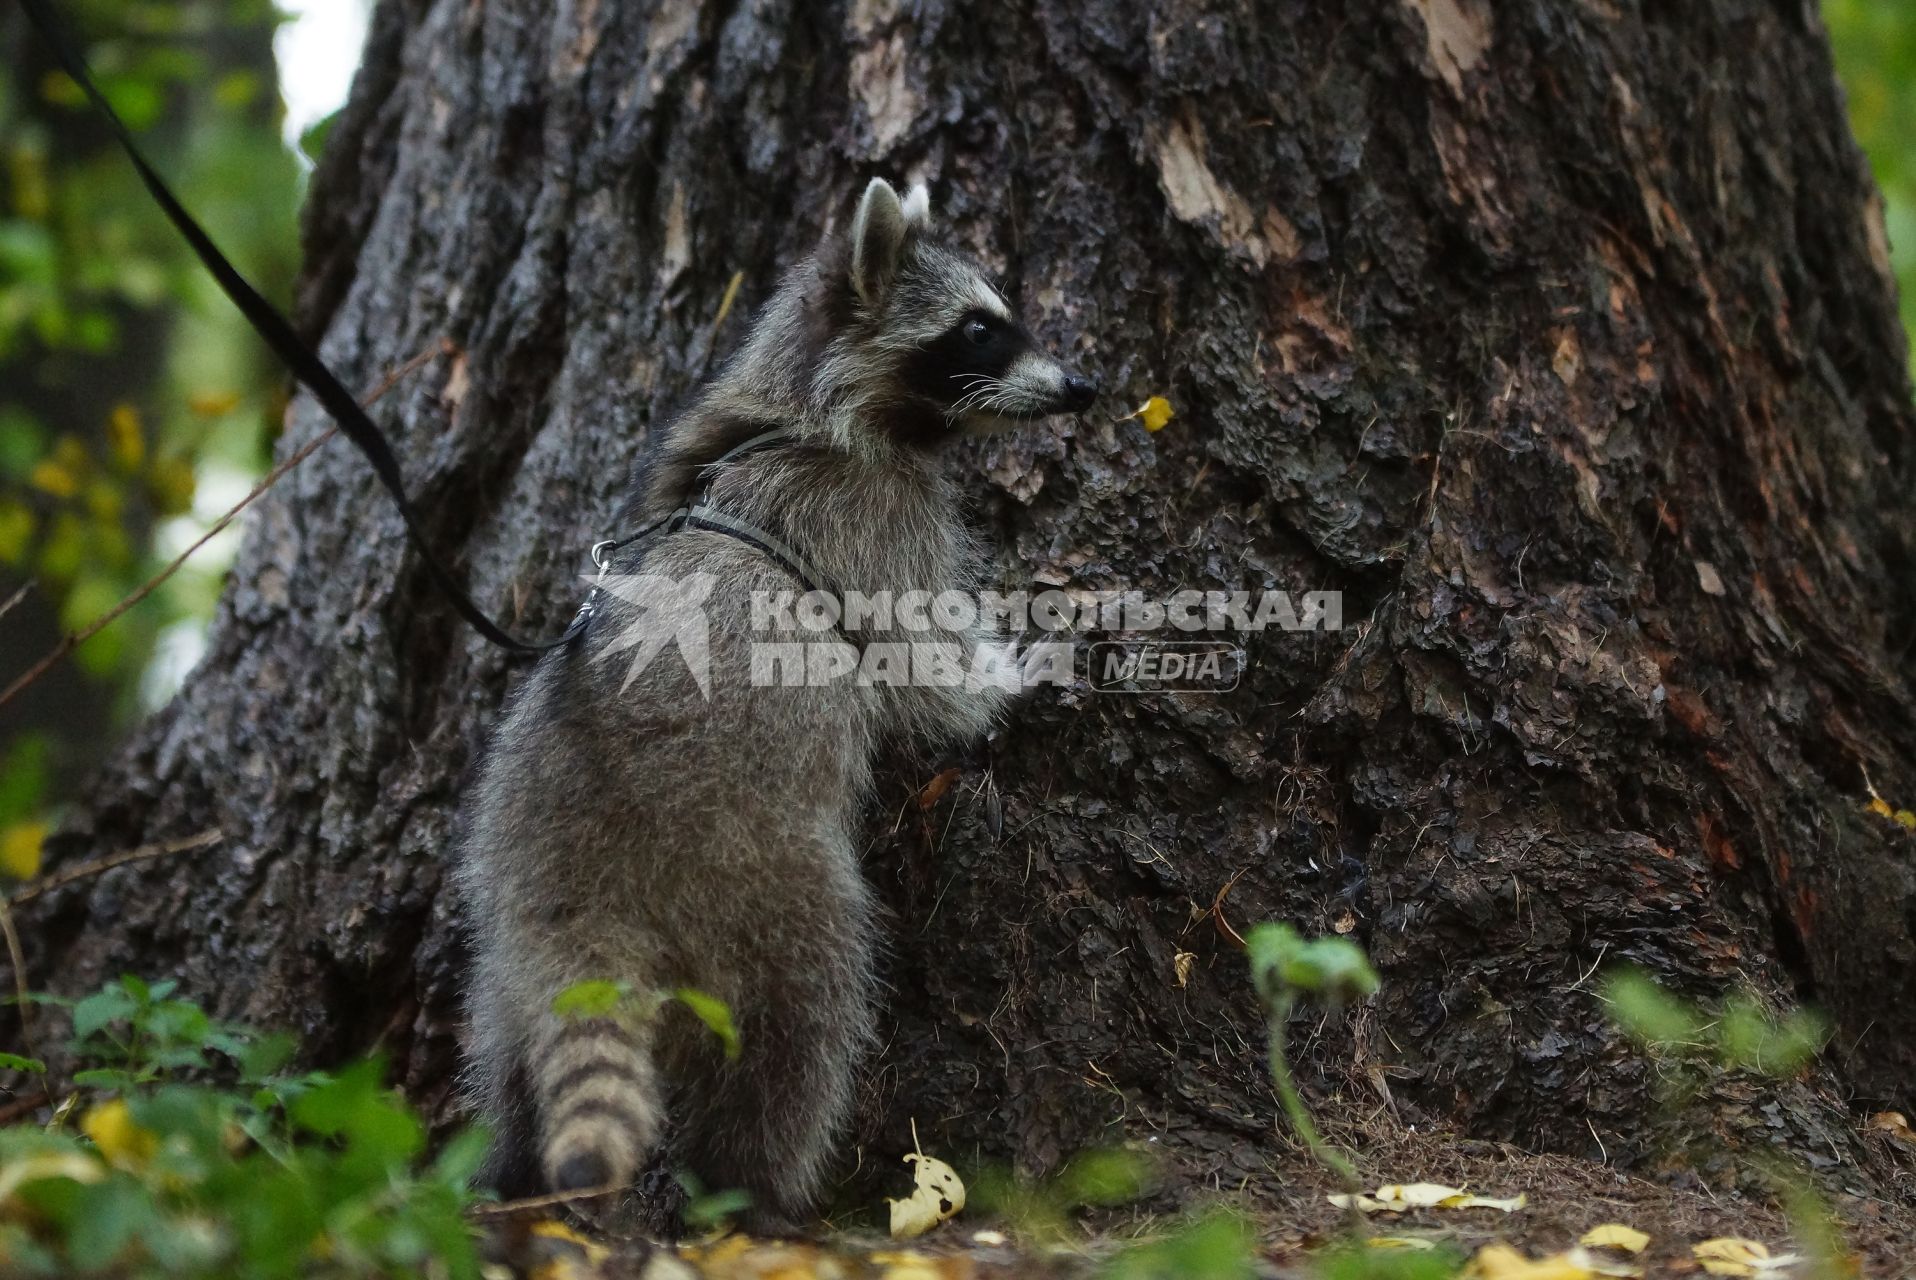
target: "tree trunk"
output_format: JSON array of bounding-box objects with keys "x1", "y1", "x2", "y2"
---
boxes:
[{"x1": 21, "y1": 0, "x2": 1916, "y2": 1204}]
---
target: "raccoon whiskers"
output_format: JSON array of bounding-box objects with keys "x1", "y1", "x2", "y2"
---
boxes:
[{"x1": 950, "y1": 375, "x2": 1010, "y2": 416}]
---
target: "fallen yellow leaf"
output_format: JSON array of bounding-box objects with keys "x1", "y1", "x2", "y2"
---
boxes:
[
  {"x1": 1118, "y1": 396, "x2": 1176, "y2": 432},
  {"x1": 1328, "y1": 1192, "x2": 1385, "y2": 1211},
  {"x1": 875, "y1": 1261, "x2": 946, "y2": 1280},
  {"x1": 886, "y1": 1150, "x2": 965, "y2": 1238},
  {"x1": 1330, "y1": 1182, "x2": 1526, "y2": 1214},
  {"x1": 1580, "y1": 1224, "x2": 1650, "y2": 1253},
  {"x1": 0, "y1": 822, "x2": 44, "y2": 881},
  {"x1": 1692, "y1": 1237, "x2": 1800, "y2": 1277},
  {"x1": 530, "y1": 1257, "x2": 594, "y2": 1280},
  {"x1": 529, "y1": 1219, "x2": 608, "y2": 1263},
  {"x1": 1378, "y1": 1182, "x2": 1466, "y2": 1207},
  {"x1": 81, "y1": 1098, "x2": 157, "y2": 1168},
  {"x1": 530, "y1": 1257, "x2": 595, "y2": 1280},
  {"x1": 1446, "y1": 1192, "x2": 1527, "y2": 1212},
  {"x1": 686, "y1": 1235, "x2": 755, "y2": 1266},
  {"x1": 1867, "y1": 796, "x2": 1894, "y2": 818},
  {"x1": 1468, "y1": 1242, "x2": 1597, "y2": 1280},
  {"x1": 1869, "y1": 1110, "x2": 1913, "y2": 1140}
]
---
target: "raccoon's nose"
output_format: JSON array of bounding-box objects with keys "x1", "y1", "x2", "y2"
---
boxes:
[{"x1": 1060, "y1": 373, "x2": 1098, "y2": 413}]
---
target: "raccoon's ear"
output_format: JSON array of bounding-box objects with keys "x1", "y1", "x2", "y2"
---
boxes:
[
  {"x1": 851, "y1": 177, "x2": 909, "y2": 309},
  {"x1": 900, "y1": 182, "x2": 931, "y2": 228}
]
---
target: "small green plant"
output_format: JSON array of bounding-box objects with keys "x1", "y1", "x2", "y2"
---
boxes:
[
  {"x1": 1601, "y1": 968, "x2": 1853, "y2": 1277},
  {"x1": 1312, "y1": 1239, "x2": 1466, "y2": 1280},
  {"x1": 675, "y1": 1170, "x2": 755, "y2": 1231},
  {"x1": 1101, "y1": 1210, "x2": 1258, "y2": 1279},
  {"x1": 1603, "y1": 968, "x2": 1828, "y2": 1078},
  {"x1": 971, "y1": 1146, "x2": 1156, "y2": 1244},
  {"x1": 0, "y1": 975, "x2": 487, "y2": 1278},
  {"x1": 1245, "y1": 924, "x2": 1379, "y2": 1188}
]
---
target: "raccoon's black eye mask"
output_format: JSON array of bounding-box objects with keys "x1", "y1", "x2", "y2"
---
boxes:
[
  {"x1": 959, "y1": 311, "x2": 1018, "y2": 356},
  {"x1": 901, "y1": 310, "x2": 1028, "y2": 405}
]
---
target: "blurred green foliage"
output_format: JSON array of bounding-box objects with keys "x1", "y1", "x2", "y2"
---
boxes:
[
  {"x1": 0, "y1": 0, "x2": 303, "y2": 844},
  {"x1": 1, "y1": 975, "x2": 487, "y2": 1277},
  {"x1": 1828, "y1": 0, "x2": 1916, "y2": 369}
]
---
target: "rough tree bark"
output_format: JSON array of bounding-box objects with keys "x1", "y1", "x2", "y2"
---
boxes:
[{"x1": 19, "y1": 0, "x2": 1916, "y2": 1208}]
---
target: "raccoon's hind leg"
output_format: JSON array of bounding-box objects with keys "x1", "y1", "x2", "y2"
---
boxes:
[
  {"x1": 673, "y1": 930, "x2": 876, "y2": 1232},
  {"x1": 473, "y1": 1058, "x2": 542, "y2": 1198},
  {"x1": 462, "y1": 956, "x2": 543, "y2": 1197},
  {"x1": 532, "y1": 1010, "x2": 663, "y2": 1192}
]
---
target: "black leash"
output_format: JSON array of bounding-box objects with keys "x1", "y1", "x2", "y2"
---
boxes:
[{"x1": 17, "y1": 0, "x2": 567, "y2": 653}]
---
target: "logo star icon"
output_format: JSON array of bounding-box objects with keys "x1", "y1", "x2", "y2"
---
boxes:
[{"x1": 589, "y1": 572, "x2": 718, "y2": 699}]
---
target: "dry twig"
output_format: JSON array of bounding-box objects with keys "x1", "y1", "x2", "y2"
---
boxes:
[{"x1": 7, "y1": 828, "x2": 223, "y2": 908}]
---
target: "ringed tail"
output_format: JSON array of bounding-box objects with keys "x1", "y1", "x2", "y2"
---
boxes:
[{"x1": 536, "y1": 1016, "x2": 660, "y2": 1191}]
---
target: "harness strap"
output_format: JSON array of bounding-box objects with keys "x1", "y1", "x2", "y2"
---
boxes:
[
  {"x1": 680, "y1": 506, "x2": 832, "y2": 598},
  {"x1": 568, "y1": 428, "x2": 839, "y2": 641}
]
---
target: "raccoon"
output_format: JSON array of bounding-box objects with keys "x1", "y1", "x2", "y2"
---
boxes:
[{"x1": 454, "y1": 177, "x2": 1095, "y2": 1231}]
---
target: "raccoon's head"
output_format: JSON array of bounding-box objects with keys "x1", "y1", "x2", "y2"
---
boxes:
[{"x1": 814, "y1": 178, "x2": 1097, "y2": 445}]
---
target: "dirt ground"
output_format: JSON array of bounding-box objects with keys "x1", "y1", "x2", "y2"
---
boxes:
[{"x1": 476, "y1": 1127, "x2": 1916, "y2": 1278}]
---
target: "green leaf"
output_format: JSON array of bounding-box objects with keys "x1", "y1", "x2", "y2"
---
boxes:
[
  {"x1": 1315, "y1": 1239, "x2": 1469, "y2": 1280},
  {"x1": 550, "y1": 979, "x2": 631, "y2": 1021},
  {"x1": 430, "y1": 1125, "x2": 493, "y2": 1189},
  {"x1": 672, "y1": 987, "x2": 741, "y2": 1059},
  {"x1": 1104, "y1": 1211, "x2": 1258, "y2": 1280},
  {"x1": 73, "y1": 1068, "x2": 144, "y2": 1089},
  {"x1": 299, "y1": 109, "x2": 342, "y2": 165},
  {"x1": 1717, "y1": 997, "x2": 1829, "y2": 1077},
  {"x1": 66, "y1": 1177, "x2": 156, "y2": 1272},
  {"x1": 677, "y1": 1170, "x2": 753, "y2": 1230},
  {"x1": 287, "y1": 1057, "x2": 423, "y2": 1168},
  {"x1": 237, "y1": 1031, "x2": 298, "y2": 1082},
  {"x1": 1056, "y1": 1148, "x2": 1152, "y2": 1208},
  {"x1": 684, "y1": 1186, "x2": 754, "y2": 1230},
  {"x1": 71, "y1": 984, "x2": 138, "y2": 1042},
  {"x1": 0, "y1": 1051, "x2": 46, "y2": 1073},
  {"x1": 1602, "y1": 969, "x2": 1707, "y2": 1052},
  {"x1": 142, "y1": 997, "x2": 211, "y2": 1049},
  {"x1": 0, "y1": 735, "x2": 51, "y2": 827},
  {"x1": 1245, "y1": 924, "x2": 1379, "y2": 1006},
  {"x1": 16, "y1": 992, "x2": 73, "y2": 1009}
]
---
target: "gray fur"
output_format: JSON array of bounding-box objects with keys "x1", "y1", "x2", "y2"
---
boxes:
[{"x1": 455, "y1": 179, "x2": 1091, "y2": 1230}]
